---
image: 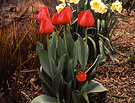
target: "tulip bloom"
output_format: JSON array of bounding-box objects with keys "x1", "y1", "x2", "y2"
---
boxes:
[
  {"x1": 39, "y1": 18, "x2": 53, "y2": 34},
  {"x1": 78, "y1": 10, "x2": 95, "y2": 27},
  {"x1": 76, "y1": 73, "x2": 87, "y2": 82},
  {"x1": 57, "y1": 7, "x2": 72, "y2": 24},
  {"x1": 51, "y1": 12, "x2": 59, "y2": 25},
  {"x1": 36, "y1": 6, "x2": 50, "y2": 21}
]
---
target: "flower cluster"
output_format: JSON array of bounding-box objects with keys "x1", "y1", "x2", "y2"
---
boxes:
[
  {"x1": 36, "y1": 1, "x2": 95, "y2": 82},
  {"x1": 111, "y1": 0, "x2": 122, "y2": 13},
  {"x1": 90, "y1": 0, "x2": 107, "y2": 14},
  {"x1": 36, "y1": 7, "x2": 53, "y2": 34},
  {"x1": 90, "y1": 0, "x2": 122, "y2": 14}
]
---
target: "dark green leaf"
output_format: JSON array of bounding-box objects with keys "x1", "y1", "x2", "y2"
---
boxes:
[
  {"x1": 67, "y1": 59, "x2": 76, "y2": 87},
  {"x1": 73, "y1": 42, "x2": 78, "y2": 68},
  {"x1": 38, "y1": 68, "x2": 52, "y2": 90},
  {"x1": 66, "y1": 81, "x2": 72, "y2": 103},
  {"x1": 41, "y1": 82, "x2": 55, "y2": 97},
  {"x1": 36, "y1": 42, "x2": 43, "y2": 56},
  {"x1": 86, "y1": 54, "x2": 106, "y2": 81},
  {"x1": 39, "y1": 49, "x2": 52, "y2": 77},
  {"x1": 104, "y1": 45, "x2": 119, "y2": 63},
  {"x1": 58, "y1": 37, "x2": 66, "y2": 57},
  {"x1": 87, "y1": 80, "x2": 108, "y2": 93},
  {"x1": 53, "y1": 54, "x2": 66, "y2": 97},
  {"x1": 87, "y1": 37, "x2": 97, "y2": 58},
  {"x1": 72, "y1": 90, "x2": 87, "y2": 103},
  {"x1": 77, "y1": 36, "x2": 89, "y2": 71},
  {"x1": 64, "y1": 29, "x2": 74, "y2": 58},
  {"x1": 50, "y1": 32, "x2": 58, "y2": 61}
]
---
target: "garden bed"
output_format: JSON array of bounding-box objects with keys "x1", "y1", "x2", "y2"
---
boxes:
[{"x1": 0, "y1": 0, "x2": 135, "y2": 103}]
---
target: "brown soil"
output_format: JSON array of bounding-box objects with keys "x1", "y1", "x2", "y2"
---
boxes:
[{"x1": 0, "y1": 1, "x2": 135, "y2": 103}]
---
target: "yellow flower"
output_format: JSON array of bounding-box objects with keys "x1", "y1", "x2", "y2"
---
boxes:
[
  {"x1": 111, "y1": 3, "x2": 116, "y2": 11},
  {"x1": 90, "y1": 1, "x2": 107, "y2": 14},
  {"x1": 116, "y1": 5, "x2": 122, "y2": 13},
  {"x1": 111, "y1": 0, "x2": 122, "y2": 13},
  {"x1": 99, "y1": 3, "x2": 107, "y2": 14},
  {"x1": 56, "y1": 4, "x2": 64, "y2": 13},
  {"x1": 70, "y1": 0, "x2": 80, "y2": 4},
  {"x1": 90, "y1": 0, "x2": 102, "y2": 10}
]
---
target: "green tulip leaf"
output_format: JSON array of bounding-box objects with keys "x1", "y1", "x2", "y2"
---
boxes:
[
  {"x1": 50, "y1": 32, "x2": 58, "y2": 61},
  {"x1": 73, "y1": 41, "x2": 78, "y2": 68},
  {"x1": 31, "y1": 95, "x2": 58, "y2": 103},
  {"x1": 39, "y1": 49, "x2": 52, "y2": 78},
  {"x1": 87, "y1": 37, "x2": 97, "y2": 58},
  {"x1": 86, "y1": 54, "x2": 106, "y2": 80},
  {"x1": 41, "y1": 82, "x2": 55, "y2": 97},
  {"x1": 38, "y1": 68, "x2": 52, "y2": 91},
  {"x1": 53, "y1": 54, "x2": 66, "y2": 97},
  {"x1": 36, "y1": 42, "x2": 43, "y2": 56},
  {"x1": 64, "y1": 29, "x2": 74, "y2": 58},
  {"x1": 66, "y1": 81, "x2": 72, "y2": 103},
  {"x1": 77, "y1": 36, "x2": 89, "y2": 71},
  {"x1": 104, "y1": 45, "x2": 119, "y2": 63},
  {"x1": 67, "y1": 59, "x2": 76, "y2": 87},
  {"x1": 58, "y1": 37, "x2": 66, "y2": 57},
  {"x1": 87, "y1": 80, "x2": 108, "y2": 93},
  {"x1": 72, "y1": 90, "x2": 87, "y2": 103}
]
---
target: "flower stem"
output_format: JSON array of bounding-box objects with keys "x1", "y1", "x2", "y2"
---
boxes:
[
  {"x1": 64, "y1": 25, "x2": 67, "y2": 52},
  {"x1": 85, "y1": 27, "x2": 87, "y2": 71},
  {"x1": 47, "y1": 34, "x2": 53, "y2": 79}
]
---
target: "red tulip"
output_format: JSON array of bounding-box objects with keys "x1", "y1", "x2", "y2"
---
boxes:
[
  {"x1": 51, "y1": 12, "x2": 59, "y2": 25},
  {"x1": 39, "y1": 18, "x2": 53, "y2": 34},
  {"x1": 57, "y1": 7, "x2": 72, "y2": 24},
  {"x1": 76, "y1": 72, "x2": 87, "y2": 82},
  {"x1": 36, "y1": 6, "x2": 50, "y2": 21},
  {"x1": 78, "y1": 10, "x2": 95, "y2": 27}
]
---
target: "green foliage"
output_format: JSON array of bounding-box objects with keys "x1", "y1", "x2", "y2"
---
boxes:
[
  {"x1": 68, "y1": 0, "x2": 123, "y2": 62},
  {"x1": 32, "y1": 28, "x2": 108, "y2": 103}
]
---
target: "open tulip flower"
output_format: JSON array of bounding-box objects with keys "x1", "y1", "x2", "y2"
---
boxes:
[
  {"x1": 78, "y1": 10, "x2": 95, "y2": 27},
  {"x1": 57, "y1": 7, "x2": 72, "y2": 24},
  {"x1": 39, "y1": 18, "x2": 53, "y2": 34},
  {"x1": 36, "y1": 6, "x2": 50, "y2": 21}
]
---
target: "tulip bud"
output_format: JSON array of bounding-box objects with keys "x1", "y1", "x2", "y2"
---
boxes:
[{"x1": 76, "y1": 72, "x2": 87, "y2": 82}]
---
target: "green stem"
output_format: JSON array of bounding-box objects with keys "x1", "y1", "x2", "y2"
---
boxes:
[
  {"x1": 64, "y1": 25, "x2": 67, "y2": 52},
  {"x1": 47, "y1": 34, "x2": 53, "y2": 79},
  {"x1": 85, "y1": 27, "x2": 87, "y2": 71}
]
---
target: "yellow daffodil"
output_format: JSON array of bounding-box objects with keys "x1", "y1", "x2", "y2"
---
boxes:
[
  {"x1": 111, "y1": 0, "x2": 122, "y2": 13},
  {"x1": 90, "y1": 1, "x2": 107, "y2": 14},
  {"x1": 70, "y1": 0, "x2": 80, "y2": 4},
  {"x1": 56, "y1": 4, "x2": 64, "y2": 13},
  {"x1": 99, "y1": 3, "x2": 107, "y2": 14},
  {"x1": 116, "y1": 5, "x2": 122, "y2": 13},
  {"x1": 90, "y1": 0, "x2": 102, "y2": 10},
  {"x1": 111, "y1": 2, "x2": 116, "y2": 11}
]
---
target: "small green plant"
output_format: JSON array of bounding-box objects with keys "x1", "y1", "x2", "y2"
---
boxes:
[{"x1": 32, "y1": 30, "x2": 108, "y2": 103}]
